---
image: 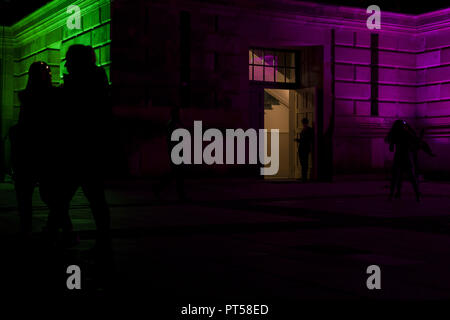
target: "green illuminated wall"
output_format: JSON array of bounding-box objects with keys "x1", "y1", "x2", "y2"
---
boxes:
[
  {"x1": 13, "y1": 0, "x2": 112, "y2": 112},
  {"x1": 0, "y1": 26, "x2": 14, "y2": 175},
  {"x1": 0, "y1": 0, "x2": 111, "y2": 174}
]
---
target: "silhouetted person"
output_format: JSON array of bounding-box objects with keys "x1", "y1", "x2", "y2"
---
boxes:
[
  {"x1": 386, "y1": 120, "x2": 435, "y2": 202},
  {"x1": 63, "y1": 44, "x2": 112, "y2": 253},
  {"x1": 10, "y1": 61, "x2": 74, "y2": 242},
  {"x1": 10, "y1": 62, "x2": 53, "y2": 237},
  {"x1": 295, "y1": 118, "x2": 314, "y2": 182},
  {"x1": 154, "y1": 107, "x2": 185, "y2": 201}
]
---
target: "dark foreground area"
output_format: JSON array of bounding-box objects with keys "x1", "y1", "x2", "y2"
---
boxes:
[{"x1": 1, "y1": 178, "x2": 450, "y2": 309}]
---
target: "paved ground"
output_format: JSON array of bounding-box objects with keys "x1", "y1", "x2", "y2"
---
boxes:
[{"x1": 1, "y1": 178, "x2": 450, "y2": 306}]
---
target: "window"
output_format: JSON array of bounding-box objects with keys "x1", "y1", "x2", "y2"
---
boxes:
[
  {"x1": 249, "y1": 48, "x2": 296, "y2": 83},
  {"x1": 370, "y1": 34, "x2": 379, "y2": 116}
]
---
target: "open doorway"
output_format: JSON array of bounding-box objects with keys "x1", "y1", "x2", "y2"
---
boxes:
[
  {"x1": 249, "y1": 46, "x2": 323, "y2": 180},
  {"x1": 264, "y1": 89, "x2": 290, "y2": 178},
  {"x1": 264, "y1": 88, "x2": 317, "y2": 180}
]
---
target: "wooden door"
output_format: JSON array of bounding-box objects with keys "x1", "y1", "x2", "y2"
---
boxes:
[{"x1": 290, "y1": 87, "x2": 317, "y2": 179}]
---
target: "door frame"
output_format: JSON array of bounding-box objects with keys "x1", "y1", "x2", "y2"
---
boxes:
[
  {"x1": 248, "y1": 46, "x2": 324, "y2": 180},
  {"x1": 289, "y1": 87, "x2": 318, "y2": 180},
  {"x1": 250, "y1": 83, "x2": 320, "y2": 180}
]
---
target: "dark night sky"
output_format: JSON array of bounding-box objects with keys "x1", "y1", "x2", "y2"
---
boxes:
[
  {"x1": 0, "y1": 0, "x2": 449, "y2": 26},
  {"x1": 315, "y1": 0, "x2": 449, "y2": 14},
  {"x1": 0, "y1": 0, "x2": 52, "y2": 26}
]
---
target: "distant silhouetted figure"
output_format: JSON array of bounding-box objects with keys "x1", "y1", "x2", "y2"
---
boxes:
[
  {"x1": 63, "y1": 44, "x2": 112, "y2": 253},
  {"x1": 385, "y1": 120, "x2": 435, "y2": 202},
  {"x1": 154, "y1": 107, "x2": 185, "y2": 201},
  {"x1": 295, "y1": 118, "x2": 314, "y2": 182}
]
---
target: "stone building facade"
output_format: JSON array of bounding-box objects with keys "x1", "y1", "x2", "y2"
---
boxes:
[{"x1": 1, "y1": 0, "x2": 450, "y2": 180}]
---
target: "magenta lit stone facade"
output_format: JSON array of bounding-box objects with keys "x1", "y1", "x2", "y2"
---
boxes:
[{"x1": 107, "y1": 1, "x2": 450, "y2": 178}]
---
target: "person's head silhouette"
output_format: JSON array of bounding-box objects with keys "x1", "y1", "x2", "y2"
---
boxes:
[
  {"x1": 26, "y1": 61, "x2": 52, "y2": 91},
  {"x1": 302, "y1": 117, "x2": 309, "y2": 128},
  {"x1": 65, "y1": 44, "x2": 95, "y2": 75}
]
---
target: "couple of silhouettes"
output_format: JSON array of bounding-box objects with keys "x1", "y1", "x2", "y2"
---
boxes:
[{"x1": 11, "y1": 44, "x2": 111, "y2": 253}]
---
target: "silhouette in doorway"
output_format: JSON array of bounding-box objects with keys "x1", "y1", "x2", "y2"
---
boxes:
[{"x1": 295, "y1": 118, "x2": 314, "y2": 182}]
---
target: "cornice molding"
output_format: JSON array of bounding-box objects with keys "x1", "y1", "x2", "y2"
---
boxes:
[
  {"x1": 4, "y1": 0, "x2": 450, "y2": 46},
  {"x1": 12, "y1": 0, "x2": 110, "y2": 46},
  {"x1": 177, "y1": 0, "x2": 449, "y2": 35}
]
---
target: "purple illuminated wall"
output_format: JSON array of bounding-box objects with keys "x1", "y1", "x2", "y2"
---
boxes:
[
  {"x1": 415, "y1": 9, "x2": 450, "y2": 175},
  {"x1": 110, "y1": 0, "x2": 450, "y2": 177},
  {"x1": 335, "y1": 8, "x2": 450, "y2": 175},
  {"x1": 334, "y1": 29, "x2": 419, "y2": 173}
]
